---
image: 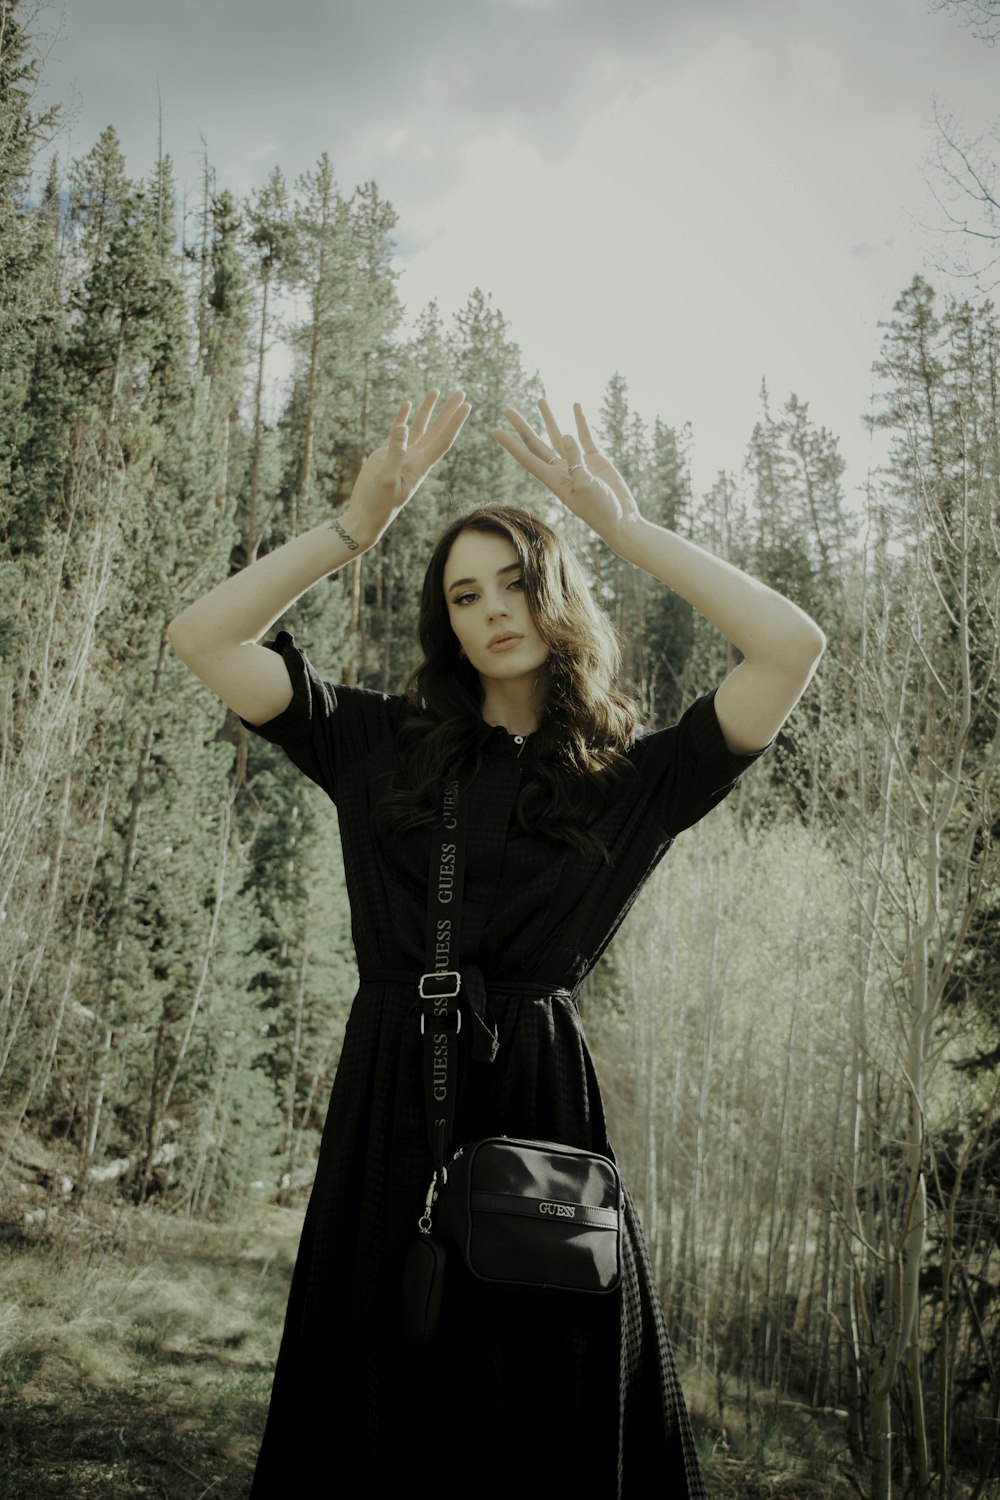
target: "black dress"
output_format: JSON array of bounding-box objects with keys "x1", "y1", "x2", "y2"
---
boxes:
[{"x1": 243, "y1": 632, "x2": 766, "y2": 1499}]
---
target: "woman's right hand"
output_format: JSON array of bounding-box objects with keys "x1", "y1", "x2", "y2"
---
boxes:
[{"x1": 342, "y1": 390, "x2": 471, "y2": 549}]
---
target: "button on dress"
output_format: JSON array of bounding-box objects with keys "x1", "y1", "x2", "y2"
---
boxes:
[{"x1": 243, "y1": 631, "x2": 766, "y2": 1499}]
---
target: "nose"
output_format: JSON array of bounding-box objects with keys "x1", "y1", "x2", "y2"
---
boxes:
[{"x1": 486, "y1": 594, "x2": 510, "y2": 621}]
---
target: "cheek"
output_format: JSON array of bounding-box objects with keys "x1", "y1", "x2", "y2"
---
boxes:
[{"x1": 447, "y1": 609, "x2": 471, "y2": 649}]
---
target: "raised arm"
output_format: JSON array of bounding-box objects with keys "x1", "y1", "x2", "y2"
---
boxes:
[
  {"x1": 492, "y1": 399, "x2": 825, "y2": 754},
  {"x1": 167, "y1": 390, "x2": 470, "y2": 725}
]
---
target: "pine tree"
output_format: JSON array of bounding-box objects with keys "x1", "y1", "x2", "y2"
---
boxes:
[
  {"x1": 406, "y1": 298, "x2": 451, "y2": 392},
  {"x1": 0, "y1": 0, "x2": 58, "y2": 354},
  {"x1": 782, "y1": 392, "x2": 853, "y2": 628},
  {"x1": 0, "y1": 0, "x2": 62, "y2": 560},
  {"x1": 334, "y1": 180, "x2": 404, "y2": 686},
  {"x1": 442, "y1": 287, "x2": 543, "y2": 512},
  {"x1": 284, "y1": 152, "x2": 348, "y2": 533},
  {"x1": 746, "y1": 380, "x2": 815, "y2": 609},
  {"x1": 244, "y1": 167, "x2": 294, "y2": 563},
  {"x1": 644, "y1": 418, "x2": 696, "y2": 719},
  {"x1": 201, "y1": 188, "x2": 250, "y2": 508}
]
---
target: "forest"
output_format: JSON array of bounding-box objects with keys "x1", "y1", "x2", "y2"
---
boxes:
[{"x1": 0, "y1": 0, "x2": 998, "y2": 1496}]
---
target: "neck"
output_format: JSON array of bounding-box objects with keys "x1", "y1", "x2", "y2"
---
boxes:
[{"x1": 480, "y1": 673, "x2": 545, "y2": 736}]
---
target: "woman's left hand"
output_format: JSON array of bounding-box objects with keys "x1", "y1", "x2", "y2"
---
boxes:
[{"x1": 491, "y1": 400, "x2": 642, "y2": 547}]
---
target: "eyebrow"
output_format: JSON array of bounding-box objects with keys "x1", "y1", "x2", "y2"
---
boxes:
[{"x1": 446, "y1": 562, "x2": 522, "y2": 592}]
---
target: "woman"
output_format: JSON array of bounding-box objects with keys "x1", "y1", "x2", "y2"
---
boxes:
[{"x1": 167, "y1": 390, "x2": 824, "y2": 1497}]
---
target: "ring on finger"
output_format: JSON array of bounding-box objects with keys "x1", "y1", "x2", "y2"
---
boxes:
[{"x1": 568, "y1": 463, "x2": 584, "y2": 474}]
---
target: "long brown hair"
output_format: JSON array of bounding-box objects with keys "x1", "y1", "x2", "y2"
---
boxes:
[{"x1": 378, "y1": 504, "x2": 641, "y2": 852}]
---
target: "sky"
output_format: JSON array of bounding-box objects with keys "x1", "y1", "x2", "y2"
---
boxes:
[{"x1": 33, "y1": 0, "x2": 1000, "y2": 500}]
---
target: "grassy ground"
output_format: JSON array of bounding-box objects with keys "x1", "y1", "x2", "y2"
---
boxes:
[
  {"x1": 0, "y1": 1199, "x2": 859, "y2": 1499},
  {"x1": 0, "y1": 1202, "x2": 294, "y2": 1499}
]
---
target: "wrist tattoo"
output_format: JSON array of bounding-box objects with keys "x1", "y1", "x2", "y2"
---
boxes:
[{"x1": 329, "y1": 519, "x2": 360, "y2": 551}]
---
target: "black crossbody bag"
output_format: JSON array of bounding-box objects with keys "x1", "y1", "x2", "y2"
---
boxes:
[{"x1": 400, "y1": 779, "x2": 623, "y2": 1344}]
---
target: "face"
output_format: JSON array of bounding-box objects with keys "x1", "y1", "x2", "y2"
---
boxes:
[{"x1": 443, "y1": 529, "x2": 550, "y2": 689}]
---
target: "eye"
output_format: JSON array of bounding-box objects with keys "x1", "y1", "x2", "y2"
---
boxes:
[
  {"x1": 451, "y1": 591, "x2": 478, "y2": 606},
  {"x1": 507, "y1": 576, "x2": 525, "y2": 591}
]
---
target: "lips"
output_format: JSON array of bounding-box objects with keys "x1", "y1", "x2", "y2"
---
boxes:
[{"x1": 486, "y1": 632, "x2": 524, "y2": 651}]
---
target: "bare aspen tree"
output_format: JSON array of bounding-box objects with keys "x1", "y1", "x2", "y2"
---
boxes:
[
  {"x1": 0, "y1": 442, "x2": 124, "y2": 1124},
  {"x1": 829, "y1": 280, "x2": 1000, "y2": 1498},
  {"x1": 590, "y1": 805, "x2": 850, "y2": 1426}
]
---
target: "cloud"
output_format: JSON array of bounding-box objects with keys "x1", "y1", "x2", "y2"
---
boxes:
[
  {"x1": 848, "y1": 236, "x2": 898, "y2": 259},
  {"x1": 36, "y1": 0, "x2": 791, "y2": 194},
  {"x1": 32, "y1": 0, "x2": 1000, "y2": 276},
  {"x1": 27, "y1": 0, "x2": 1000, "y2": 513}
]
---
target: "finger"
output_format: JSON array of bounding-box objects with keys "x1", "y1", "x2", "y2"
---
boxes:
[
  {"x1": 561, "y1": 433, "x2": 586, "y2": 471},
  {"x1": 417, "y1": 401, "x2": 471, "y2": 467},
  {"x1": 413, "y1": 389, "x2": 465, "y2": 450},
  {"x1": 504, "y1": 406, "x2": 555, "y2": 463},
  {"x1": 491, "y1": 426, "x2": 565, "y2": 486},
  {"x1": 409, "y1": 390, "x2": 439, "y2": 442},
  {"x1": 427, "y1": 388, "x2": 467, "y2": 432},
  {"x1": 384, "y1": 409, "x2": 411, "y2": 469},
  {"x1": 537, "y1": 398, "x2": 565, "y2": 455},
  {"x1": 574, "y1": 403, "x2": 600, "y2": 456}
]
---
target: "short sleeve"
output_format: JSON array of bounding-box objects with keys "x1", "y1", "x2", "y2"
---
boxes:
[
  {"x1": 239, "y1": 631, "x2": 403, "y2": 802},
  {"x1": 630, "y1": 688, "x2": 769, "y2": 838}
]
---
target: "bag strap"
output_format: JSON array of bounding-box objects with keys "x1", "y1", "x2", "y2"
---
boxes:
[
  {"x1": 416, "y1": 779, "x2": 500, "y2": 1230},
  {"x1": 419, "y1": 778, "x2": 465, "y2": 1181}
]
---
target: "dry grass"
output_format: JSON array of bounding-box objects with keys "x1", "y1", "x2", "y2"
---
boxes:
[
  {"x1": 2, "y1": 1199, "x2": 860, "y2": 1499},
  {"x1": 0, "y1": 1200, "x2": 299, "y2": 1499},
  {"x1": 0, "y1": 1195, "x2": 949, "y2": 1498},
  {"x1": 682, "y1": 1361, "x2": 859, "y2": 1500}
]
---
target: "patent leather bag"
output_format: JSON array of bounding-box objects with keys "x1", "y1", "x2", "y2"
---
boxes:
[{"x1": 401, "y1": 778, "x2": 623, "y2": 1342}]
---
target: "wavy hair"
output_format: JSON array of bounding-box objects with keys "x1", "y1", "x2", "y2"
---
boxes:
[{"x1": 376, "y1": 505, "x2": 642, "y2": 853}]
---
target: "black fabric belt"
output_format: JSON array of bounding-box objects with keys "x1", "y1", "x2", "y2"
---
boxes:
[
  {"x1": 359, "y1": 968, "x2": 574, "y2": 1000},
  {"x1": 359, "y1": 966, "x2": 576, "y2": 1066}
]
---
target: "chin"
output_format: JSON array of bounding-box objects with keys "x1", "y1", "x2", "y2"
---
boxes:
[{"x1": 481, "y1": 659, "x2": 548, "y2": 681}]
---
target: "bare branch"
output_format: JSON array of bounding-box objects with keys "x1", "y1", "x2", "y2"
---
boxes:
[{"x1": 929, "y1": 0, "x2": 1000, "y2": 44}]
